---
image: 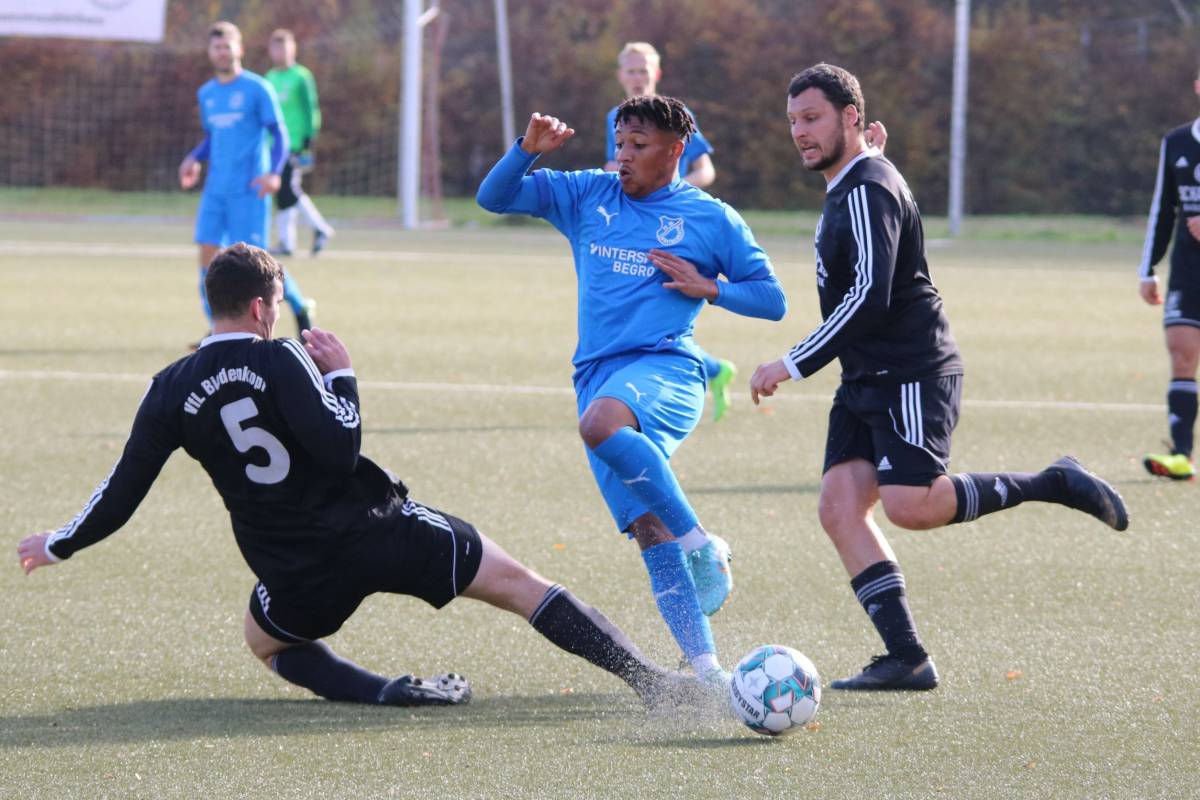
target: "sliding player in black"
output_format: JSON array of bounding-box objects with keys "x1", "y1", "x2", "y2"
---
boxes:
[
  {"x1": 1137, "y1": 75, "x2": 1200, "y2": 481},
  {"x1": 17, "y1": 243, "x2": 697, "y2": 709},
  {"x1": 750, "y1": 64, "x2": 1129, "y2": 691}
]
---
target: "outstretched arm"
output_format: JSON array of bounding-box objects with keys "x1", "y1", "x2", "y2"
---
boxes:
[
  {"x1": 22, "y1": 381, "x2": 179, "y2": 568},
  {"x1": 477, "y1": 114, "x2": 577, "y2": 216}
]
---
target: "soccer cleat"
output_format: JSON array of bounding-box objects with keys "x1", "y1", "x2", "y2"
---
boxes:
[
  {"x1": 269, "y1": 246, "x2": 294, "y2": 258},
  {"x1": 1045, "y1": 456, "x2": 1130, "y2": 530},
  {"x1": 686, "y1": 535, "x2": 733, "y2": 616},
  {"x1": 311, "y1": 229, "x2": 332, "y2": 256},
  {"x1": 1142, "y1": 452, "x2": 1196, "y2": 481},
  {"x1": 830, "y1": 654, "x2": 939, "y2": 691},
  {"x1": 295, "y1": 298, "x2": 317, "y2": 334},
  {"x1": 709, "y1": 359, "x2": 737, "y2": 422},
  {"x1": 377, "y1": 673, "x2": 471, "y2": 706}
]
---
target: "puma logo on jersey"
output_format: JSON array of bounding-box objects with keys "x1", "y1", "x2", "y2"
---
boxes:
[
  {"x1": 623, "y1": 468, "x2": 651, "y2": 486},
  {"x1": 653, "y1": 583, "x2": 682, "y2": 600},
  {"x1": 993, "y1": 477, "x2": 1009, "y2": 506},
  {"x1": 596, "y1": 205, "x2": 618, "y2": 226},
  {"x1": 625, "y1": 382, "x2": 646, "y2": 403},
  {"x1": 878, "y1": 456, "x2": 892, "y2": 471}
]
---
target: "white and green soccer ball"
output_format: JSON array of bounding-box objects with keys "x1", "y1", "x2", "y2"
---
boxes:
[{"x1": 729, "y1": 644, "x2": 821, "y2": 736}]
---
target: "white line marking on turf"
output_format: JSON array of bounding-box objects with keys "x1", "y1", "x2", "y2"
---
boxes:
[
  {"x1": 0, "y1": 368, "x2": 1162, "y2": 413},
  {"x1": 0, "y1": 240, "x2": 557, "y2": 264}
]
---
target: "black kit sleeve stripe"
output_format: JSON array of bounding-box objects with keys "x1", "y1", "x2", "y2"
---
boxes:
[
  {"x1": 47, "y1": 379, "x2": 179, "y2": 560},
  {"x1": 787, "y1": 184, "x2": 877, "y2": 376}
]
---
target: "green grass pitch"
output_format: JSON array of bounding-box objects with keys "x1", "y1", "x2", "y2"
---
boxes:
[{"x1": 0, "y1": 208, "x2": 1195, "y2": 799}]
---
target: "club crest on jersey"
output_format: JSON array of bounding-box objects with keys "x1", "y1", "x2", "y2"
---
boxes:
[
  {"x1": 229, "y1": 91, "x2": 244, "y2": 110},
  {"x1": 656, "y1": 216, "x2": 685, "y2": 246}
]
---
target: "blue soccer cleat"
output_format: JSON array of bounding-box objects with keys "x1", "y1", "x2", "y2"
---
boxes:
[{"x1": 686, "y1": 535, "x2": 733, "y2": 616}]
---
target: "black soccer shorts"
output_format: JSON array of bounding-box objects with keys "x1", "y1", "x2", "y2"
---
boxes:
[
  {"x1": 822, "y1": 375, "x2": 962, "y2": 487},
  {"x1": 1164, "y1": 287, "x2": 1200, "y2": 329},
  {"x1": 249, "y1": 498, "x2": 484, "y2": 643}
]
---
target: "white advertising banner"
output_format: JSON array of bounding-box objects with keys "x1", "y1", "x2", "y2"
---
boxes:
[{"x1": 0, "y1": 0, "x2": 166, "y2": 43}]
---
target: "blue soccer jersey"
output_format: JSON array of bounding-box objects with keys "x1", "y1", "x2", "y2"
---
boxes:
[
  {"x1": 477, "y1": 142, "x2": 786, "y2": 371},
  {"x1": 606, "y1": 105, "x2": 714, "y2": 178},
  {"x1": 197, "y1": 71, "x2": 286, "y2": 196}
]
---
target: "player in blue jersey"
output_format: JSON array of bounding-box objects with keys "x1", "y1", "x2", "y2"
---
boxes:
[
  {"x1": 178, "y1": 21, "x2": 315, "y2": 337},
  {"x1": 602, "y1": 42, "x2": 735, "y2": 421},
  {"x1": 477, "y1": 97, "x2": 787, "y2": 686}
]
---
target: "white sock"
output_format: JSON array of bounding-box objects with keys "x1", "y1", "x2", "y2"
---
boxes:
[
  {"x1": 690, "y1": 653, "x2": 720, "y2": 676},
  {"x1": 276, "y1": 207, "x2": 298, "y2": 251},
  {"x1": 298, "y1": 195, "x2": 333, "y2": 236},
  {"x1": 675, "y1": 526, "x2": 710, "y2": 554}
]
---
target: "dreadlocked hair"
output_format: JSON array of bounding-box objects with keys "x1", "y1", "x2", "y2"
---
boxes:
[{"x1": 614, "y1": 95, "x2": 696, "y2": 143}]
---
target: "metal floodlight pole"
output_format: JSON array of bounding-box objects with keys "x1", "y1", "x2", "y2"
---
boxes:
[
  {"x1": 495, "y1": 0, "x2": 516, "y2": 148},
  {"x1": 948, "y1": 0, "x2": 970, "y2": 237},
  {"x1": 399, "y1": 0, "x2": 439, "y2": 229}
]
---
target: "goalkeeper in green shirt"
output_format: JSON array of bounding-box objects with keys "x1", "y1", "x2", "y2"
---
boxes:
[{"x1": 267, "y1": 29, "x2": 335, "y2": 256}]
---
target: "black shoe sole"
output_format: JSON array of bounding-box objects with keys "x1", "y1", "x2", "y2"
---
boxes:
[{"x1": 830, "y1": 659, "x2": 939, "y2": 691}]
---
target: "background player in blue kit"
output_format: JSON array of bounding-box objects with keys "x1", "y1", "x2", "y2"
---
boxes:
[
  {"x1": 602, "y1": 43, "x2": 736, "y2": 421},
  {"x1": 477, "y1": 97, "x2": 787, "y2": 685},
  {"x1": 179, "y1": 21, "x2": 314, "y2": 336}
]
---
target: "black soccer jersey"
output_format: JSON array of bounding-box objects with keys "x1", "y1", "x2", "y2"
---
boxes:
[
  {"x1": 47, "y1": 333, "x2": 403, "y2": 586},
  {"x1": 1139, "y1": 119, "x2": 1200, "y2": 292},
  {"x1": 785, "y1": 152, "x2": 963, "y2": 384}
]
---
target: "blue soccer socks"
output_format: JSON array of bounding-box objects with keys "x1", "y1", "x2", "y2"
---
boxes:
[
  {"x1": 198, "y1": 266, "x2": 213, "y2": 323},
  {"x1": 641, "y1": 540, "x2": 717, "y2": 668},
  {"x1": 592, "y1": 427, "x2": 699, "y2": 537},
  {"x1": 281, "y1": 269, "x2": 306, "y2": 315}
]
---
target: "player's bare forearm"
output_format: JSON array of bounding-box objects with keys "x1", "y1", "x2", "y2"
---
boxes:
[
  {"x1": 17, "y1": 532, "x2": 56, "y2": 575},
  {"x1": 682, "y1": 155, "x2": 715, "y2": 189},
  {"x1": 520, "y1": 113, "x2": 575, "y2": 155}
]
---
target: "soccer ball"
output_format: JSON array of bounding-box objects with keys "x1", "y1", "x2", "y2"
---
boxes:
[{"x1": 729, "y1": 644, "x2": 821, "y2": 736}]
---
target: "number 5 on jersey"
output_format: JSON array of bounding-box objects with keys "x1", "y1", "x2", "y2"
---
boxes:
[{"x1": 220, "y1": 397, "x2": 291, "y2": 484}]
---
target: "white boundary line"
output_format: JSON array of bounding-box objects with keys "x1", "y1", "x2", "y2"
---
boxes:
[{"x1": 0, "y1": 368, "x2": 1161, "y2": 413}]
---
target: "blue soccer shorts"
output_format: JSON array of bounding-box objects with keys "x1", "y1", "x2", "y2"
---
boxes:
[
  {"x1": 574, "y1": 351, "x2": 705, "y2": 533},
  {"x1": 195, "y1": 191, "x2": 271, "y2": 248}
]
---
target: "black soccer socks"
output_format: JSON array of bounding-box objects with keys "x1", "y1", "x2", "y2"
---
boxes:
[
  {"x1": 949, "y1": 470, "x2": 1061, "y2": 523},
  {"x1": 529, "y1": 584, "x2": 664, "y2": 693},
  {"x1": 1168, "y1": 379, "x2": 1197, "y2": 457},
  {"x1": 272, "y1": 640, "x2": 388, "y2": 703},
  {"x1": 850, "y1": 561, "x2": 927, "y2": 665}
]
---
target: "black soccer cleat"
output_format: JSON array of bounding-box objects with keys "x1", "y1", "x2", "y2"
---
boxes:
[
  {"x1": 311, "y1": 230, "x2": 331, "y2": 256},
  {"x1": 830, "y1": 655, "x2": 939, "y2": 691},
  {"x1": 1045, "y1": 456, "x2": 1130, "y2": 531},
  {"x1": 377, "y1": 673, "x2": 471, "y2": 707}
]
